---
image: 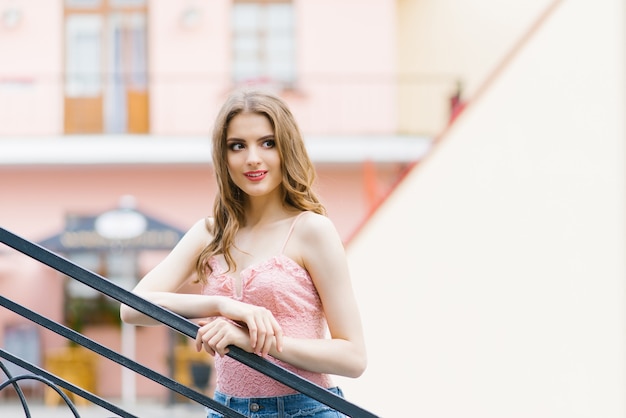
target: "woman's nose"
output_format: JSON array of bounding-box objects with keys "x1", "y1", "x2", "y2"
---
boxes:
[{"x1": 246, "y1": 145, "x2": 262, "y2": 165}]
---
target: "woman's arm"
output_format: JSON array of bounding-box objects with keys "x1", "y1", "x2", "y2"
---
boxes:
[
  {"x1": 273, "y1": 213, "x2": 367, "y2": 378},
  {"x1": 195, "y1": 213, "x2": 367, "y2": 378},
  {"x1": 119, "y1": 218, "x2": 218, "y2": 325},
  {"x1": 120, "y1": 218, "x2": 283, "y2": 352}
]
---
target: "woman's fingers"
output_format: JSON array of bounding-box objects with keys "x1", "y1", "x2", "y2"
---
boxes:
[
  {"x1": 196, "y1": 318, "x2": 251, "y2": 357},
  {"x1": 246, "y1": 316, "x2": 258, "y2": 351},
  {"x1": 196, "y1": 308, "x2": 282, "y2": 358},
  {"x1": 210, "y1": 330, "x2": 232, "y2": 357},
  {"x1": 260, "y1": 316, "x2": 275, "y2": 356},
  {"x1": 270, "y1": 316, "x2": 283, "y2": 353},
  {"x1": 254, "y1": 313, "x2": 269, "y2": 355},
  {"x1": 195, "y1": 320, "x2": 216, "y2": 355},
  {"x1": 205, "y1": 325, "x2": 227, "y2": 356},
  {"x1": 222, "y1": 301, "x2": 282, "y2": 354},
  {"x1": 247, "y1": 307, "x2": 283, "y2": 355}
]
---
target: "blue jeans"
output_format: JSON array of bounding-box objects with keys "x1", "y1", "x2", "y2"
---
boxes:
[{"x1": 206, "y1": 387, "x2": 347, "y2": 418}]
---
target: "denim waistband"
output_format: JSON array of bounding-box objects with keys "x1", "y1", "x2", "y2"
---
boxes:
[{"x1": 211, "y1": 386, "x2": 344, "y2": 417}]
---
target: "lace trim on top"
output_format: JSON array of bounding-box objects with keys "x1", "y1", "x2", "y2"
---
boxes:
[{"x1": 201, "y1": 214, "x2": 333, "y2": 396}]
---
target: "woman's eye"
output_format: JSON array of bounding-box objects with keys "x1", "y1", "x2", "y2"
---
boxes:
[
  {"x1": 229, "y1": 143, "x2": 244, "y2": 151},
  {"x1": 262, "y1": 139, "x2": 276, "y2": 148}
]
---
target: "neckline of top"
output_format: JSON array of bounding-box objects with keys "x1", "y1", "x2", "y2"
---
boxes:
[{"x1": 208, "y1": 253, "x2": 307, "y2": 280}]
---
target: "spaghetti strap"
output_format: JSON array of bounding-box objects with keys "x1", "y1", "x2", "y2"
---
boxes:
[{"x1": 280, "y1": 211, "x2": 308, "y2": 253}]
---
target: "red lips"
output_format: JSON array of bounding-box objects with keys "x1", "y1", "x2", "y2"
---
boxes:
[{"x1": 244, "y1": 170, "x2": 268, "y2": 181}]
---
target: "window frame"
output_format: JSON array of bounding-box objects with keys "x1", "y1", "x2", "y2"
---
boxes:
[{"x1": 232, "y1": 0, "x2": 296, "y2": 90}]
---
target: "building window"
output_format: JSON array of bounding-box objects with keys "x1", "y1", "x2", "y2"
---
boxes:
[
  {"x1": 64, "y1": 251, "x2": 124, "y2": 329},
  {"x1": 64, "y1": 0, "x2": 148, "y2": 134},
  {"x1": 232, "y1": 1, "x2": 295, "y2": 89}
]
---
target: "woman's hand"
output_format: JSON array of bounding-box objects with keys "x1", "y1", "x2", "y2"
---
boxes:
[
  {"x1": 195, "y1": 318, "x2": 257, "y2": 357},
  {"x1": 217, "y1": 299, "x2": 283, "y2": 354}
]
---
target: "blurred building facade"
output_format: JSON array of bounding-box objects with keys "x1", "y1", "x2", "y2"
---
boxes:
[
  {"x1": 0, "y1": 0, "x2": 431, "y2": 401},
  {"x1": 0, "y1": 0, "x2": 559, "y2": 408}
]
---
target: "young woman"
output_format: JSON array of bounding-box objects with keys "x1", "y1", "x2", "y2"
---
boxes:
[{"x1": 120, "y1": 89, "x2": 366, "y2": 417}]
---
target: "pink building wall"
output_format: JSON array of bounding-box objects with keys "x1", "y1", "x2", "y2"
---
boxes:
[
  {"x1": 0, "y1": 0, "x2": 63, "y2": 135},
  {"x1": 0, "y1": 0, "x2": 401, "y2": 402},
  {"x1": 0, "y1": 1, "x2": 396, "y2": 137},
  {"x1": 148, "y1": 1, "x2": 231, "y2": 135},
  {"x1": 148, "y1": 0, "x2": 396, "y2": 135},
  {"x1": 296, "y1": 0, "x2": 396, "y2": 134},
  {"x1": 0, "y1": 161, "x2": 403, "y2": 399}
]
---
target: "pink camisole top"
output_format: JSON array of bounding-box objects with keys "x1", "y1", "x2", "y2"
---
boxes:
[{"x1": 201, "y1": 212, "x2": 333, "y2": 397}]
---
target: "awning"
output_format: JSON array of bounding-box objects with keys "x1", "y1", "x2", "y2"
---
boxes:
[{"x1": 38, "y1": 206, "x2": 186, "y2": 253}]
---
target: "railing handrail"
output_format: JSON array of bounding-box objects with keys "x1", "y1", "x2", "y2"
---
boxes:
[
  {"x1": 0, "y1": 296, "x2": 246, "y2": 418},
  {"x1": 0, "y1": 227, "x2": 379, "y2": 418},
  {"x1": 0, "y1": 349, "x2": 134, "y2": 418}
]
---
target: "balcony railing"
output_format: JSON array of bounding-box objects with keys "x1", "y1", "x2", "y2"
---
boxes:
[{"x1": 0, "y1": 227, "x2": 379, "y2": 418}]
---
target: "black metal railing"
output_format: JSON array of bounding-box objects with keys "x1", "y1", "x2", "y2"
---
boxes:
[
  {"x1": 0, "y1": 227, "x2": 378, "y2": 418},
  {"x1": 0, "y1": 348, "x2": 137, "y2": 418},
  {"x1": 0, "y1": 295, "x2": 246, "y2": 418}
]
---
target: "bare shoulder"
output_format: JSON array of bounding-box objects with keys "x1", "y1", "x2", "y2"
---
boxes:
[
  {"x1": 289, "y1": 212, "x2": 349, "y2": 287},
  {"x1": 179, "y1": 217, "x2": 214, "y2": 249},
  {"x1": 284, "y1": 212, "x2": 344, "y2": 267},
  {"x1": 189, "y1": 217, "x2": 213, "y2": 234},
  {"x1": 292, "y1": 211, "x2": 341, "y2": 246},
  {"x1": 296, "y1": 211, "x2": 334, "y2": 232}
]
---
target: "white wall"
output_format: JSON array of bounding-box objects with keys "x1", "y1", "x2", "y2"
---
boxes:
[{"x1": 339, "y1": 1, "x2": 625, "y2": 416}]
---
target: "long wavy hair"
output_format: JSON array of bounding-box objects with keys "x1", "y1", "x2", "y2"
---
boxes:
[{"x1": 195, "y1": 89, "x2": 326, "y2": 281}]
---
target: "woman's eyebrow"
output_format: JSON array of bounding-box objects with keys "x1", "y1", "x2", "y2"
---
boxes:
[
  {"x1": 226, "y1": 134, "x2": 274, "y2": 142},
  {"x1": 225, "y1": 137, "x2": 248, "y2": 144}
]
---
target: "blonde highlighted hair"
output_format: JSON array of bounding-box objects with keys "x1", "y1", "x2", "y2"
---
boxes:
[{"x1": 195, "y1": 89, "x2": 326, "y2": 281}]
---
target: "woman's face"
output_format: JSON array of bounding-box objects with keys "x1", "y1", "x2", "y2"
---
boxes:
[{"x1": 225, "y1": 112, "x2": 282, "y2": 200}]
